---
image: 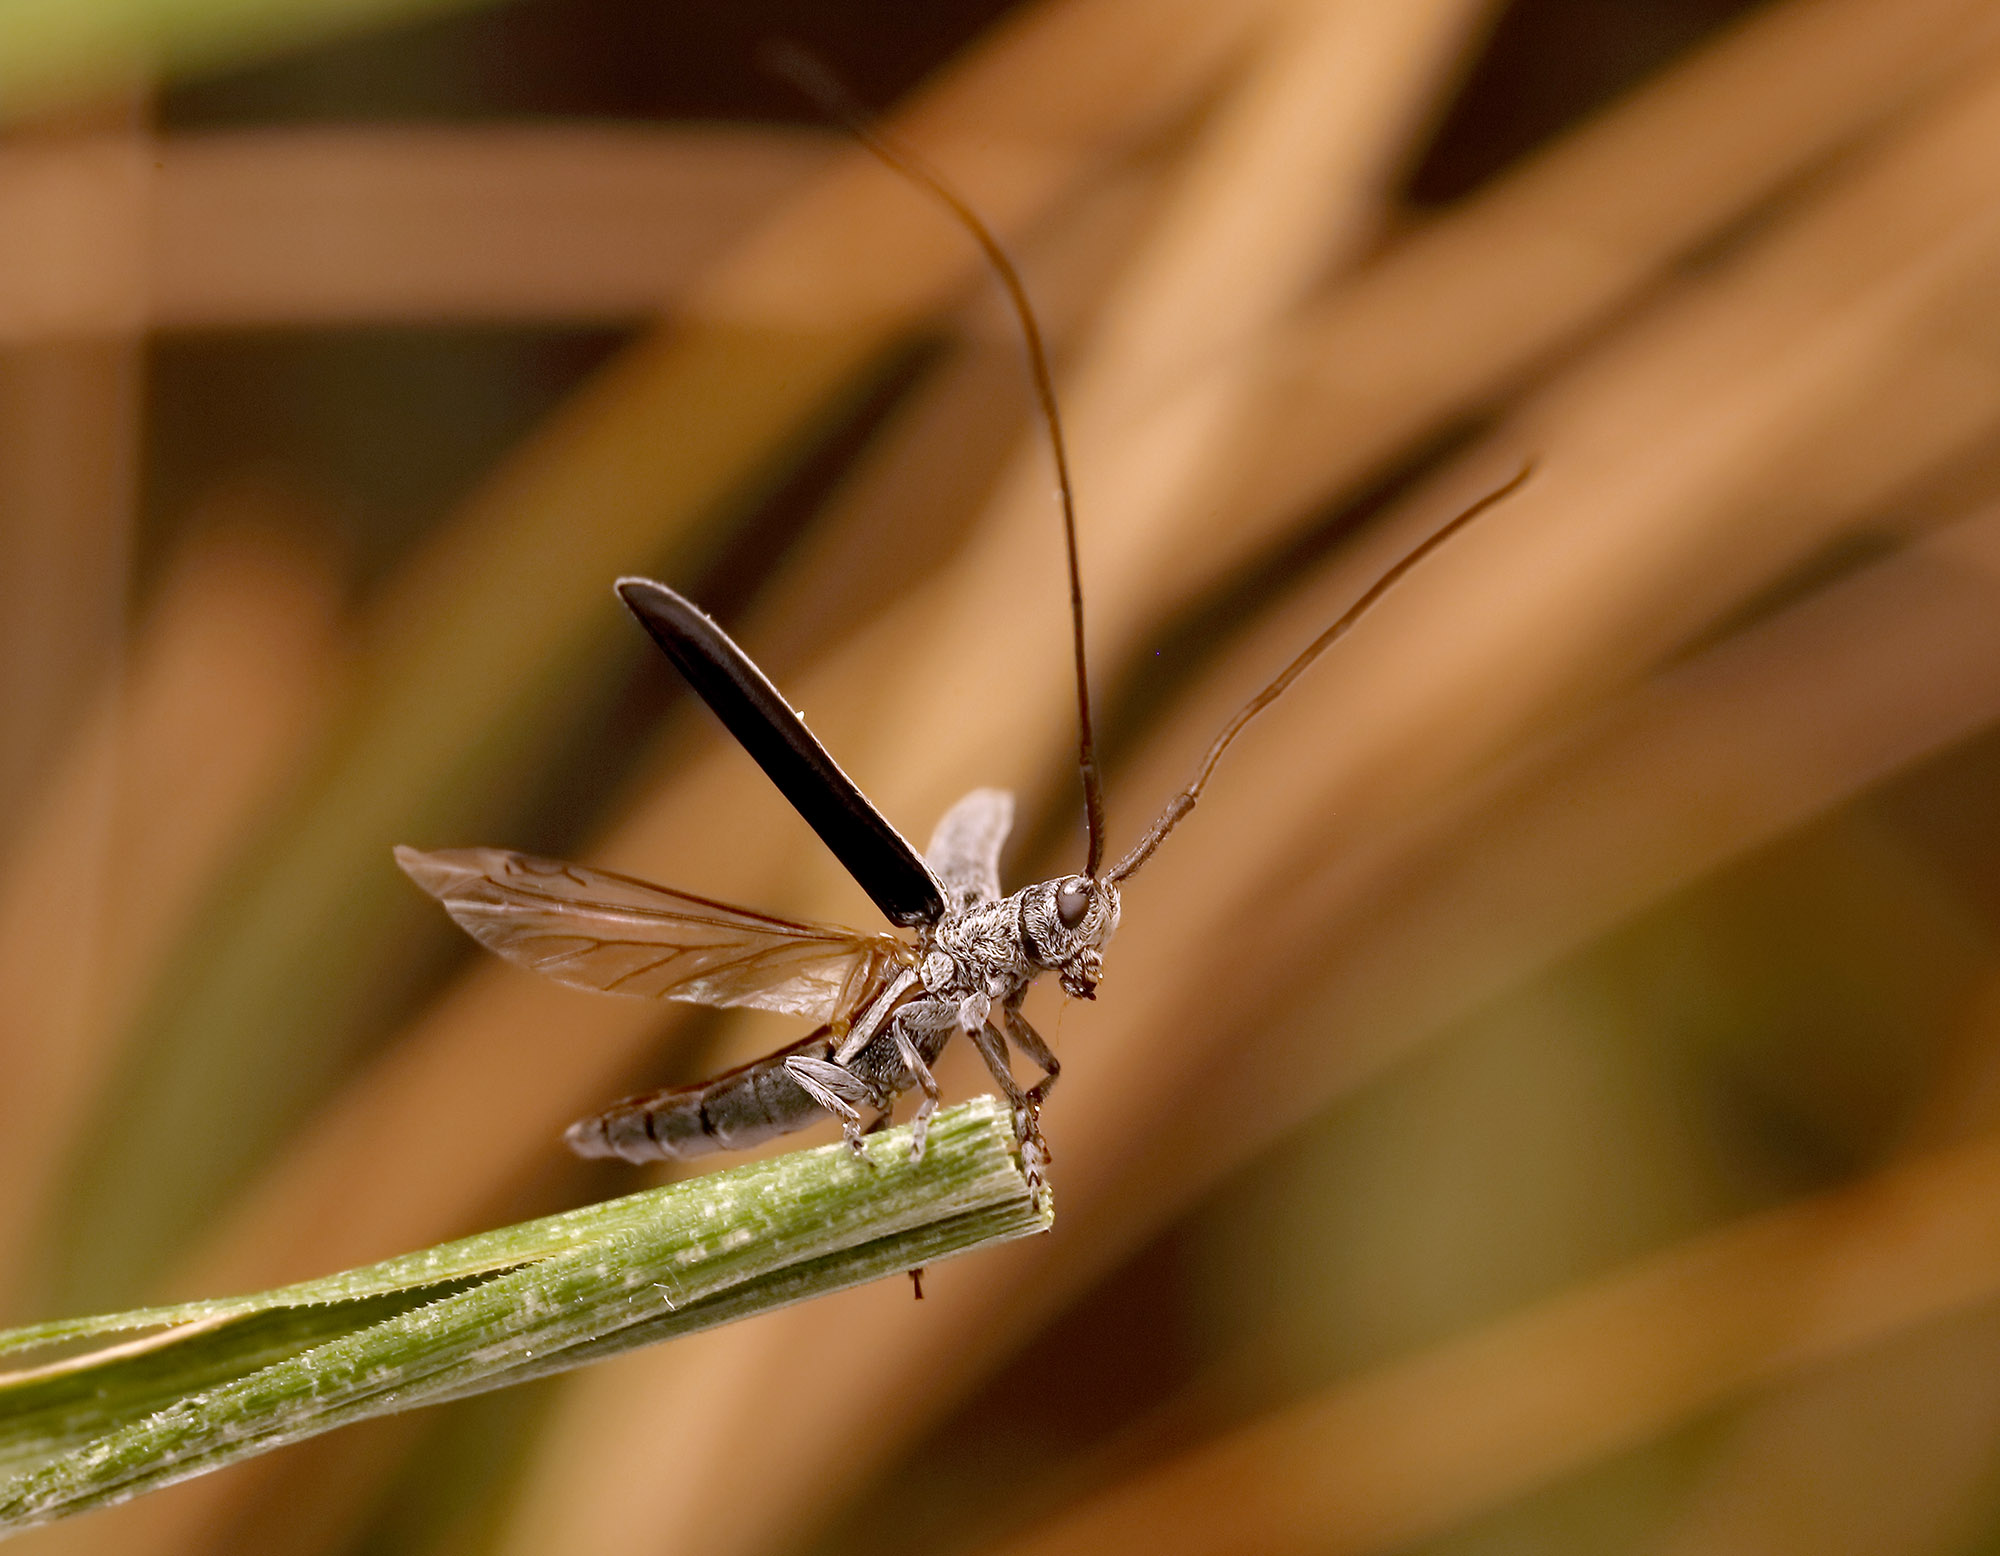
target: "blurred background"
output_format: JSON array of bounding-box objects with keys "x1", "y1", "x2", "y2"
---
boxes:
[{"x1": 8, "y1": 0, "x2": 2000, "y2": 1551}]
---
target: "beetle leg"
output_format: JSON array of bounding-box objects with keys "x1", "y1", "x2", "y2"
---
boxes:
[
  {"x1": 833, "y1": 965, "x2": 919, "y2": 1066},
  {"x1": 888, "y1": 1018, "x2": 943, "y2": 1161},
  {"x1": 783, "y1": 1056, "x2": 876, "y2": 1155},
  {"x1": 972, "y1": 1016, "x2": 1052, "y2": 1191},
  {"x1": 1002, "y1": 1003, "x2": 1061, "y2": 1115}
]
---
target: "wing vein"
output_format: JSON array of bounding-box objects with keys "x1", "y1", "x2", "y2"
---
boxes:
[{"x1": 394, "y1": 845, "x2": 909, "y2": 1022}]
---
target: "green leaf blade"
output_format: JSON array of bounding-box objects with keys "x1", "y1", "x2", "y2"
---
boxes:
[{"x1": 0, "y1": 1097, "x2": 1047, "y2": 1531}]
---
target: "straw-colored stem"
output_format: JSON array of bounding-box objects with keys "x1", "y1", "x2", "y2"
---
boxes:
[
  {"x1": 1217, "y1": 0, "x2": 2000, "y2": 539},
  {"x1": 0, "y1": 340, "x2": 135, "y2": 822},
  {"x1": 0, "y1": 125, "x2": 835, "y2": 337},
  {"x1": 0, "y1": 521, "x2": 341, "y2": 1318}
]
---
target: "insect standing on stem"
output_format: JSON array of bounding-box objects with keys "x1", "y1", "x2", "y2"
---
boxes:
[{"x1": 395, "y1": 64, "x2": 1531, "y2": 1197}]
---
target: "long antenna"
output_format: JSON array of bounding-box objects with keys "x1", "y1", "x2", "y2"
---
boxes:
[
  {"x1": 763, "y1": 42, "x2": 1108, "y2": 877},
  {"x1": 1108, "y1": 463, "x2": 1535, "y2": 884}
]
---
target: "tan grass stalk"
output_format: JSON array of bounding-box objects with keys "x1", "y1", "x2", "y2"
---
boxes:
[
  {"x1": 0, "y1": 341, "x2": 132, "y2": 840},
  {"x1": 732, "y1": 158, "x2": 1177, "y2": 682},
  {"x1": 0, "y1": 108, "x2": 146, "y2": 1331},
  {"x1": 1644, "y1": 1296, "x2": 2000, "y2": 1556},
  {"x1": 0, "y1": 139, "x2": 149, "y2": 340},
  {"x1": 0, "y1": 126, "x2": 834, "y2": 335},
  {"x1": 0, "y1": 105, "x2": 144, "y2": 815},
  {"x1": 1219, "y1": 0, "x2": 2000, "y2": 538},
  {"x1": 155, "y1": 125, "x2": 834, "y2": 327},
  {"x1": 0, "y1": 519, "x2": 343, "y2": 1317},
  {"x1": 1062, "y1": 0, "x2": 1500, "y2": 405}
]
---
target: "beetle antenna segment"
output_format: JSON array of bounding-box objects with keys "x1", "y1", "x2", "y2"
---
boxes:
[
  {"x1": 1107, "y1": 463, "x2": 1536, "y2": 884},
  {"x1": 762, "y1": 41, "x2": 1107, "y2": 877}
]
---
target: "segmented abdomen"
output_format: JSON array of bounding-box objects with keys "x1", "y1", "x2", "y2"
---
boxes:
[{"x1": 564, "y1": 1027, "x2": 837, "y2": 1163}]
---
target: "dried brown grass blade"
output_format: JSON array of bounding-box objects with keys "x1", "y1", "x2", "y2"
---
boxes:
[
  {"x1": 0, "y1": 140, "x2": 148, "y2": 341},
  {"x1": 0, "y1": 338, "x2": 136, "y2": 829},
  {"x1": 1218, "y1": 0, "x2": 2000, "y2": 537},
  {"x1": 0, "y1": 518, "x2": 342, "y2": 1317},
  {"x1": 729, "y1": 156, "x2": 1175, "y2": 683},
  {"x1": 149, "y1": 126, "x2": 835, "y2": 329},
  {"x1": 1067, "y1": 0, "x2": 1500, "y2": 402}
]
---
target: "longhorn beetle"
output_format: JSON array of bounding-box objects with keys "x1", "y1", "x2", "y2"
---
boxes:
[{"x1": 396, "y1": 64, "x2": 1530, "y2": 1193}]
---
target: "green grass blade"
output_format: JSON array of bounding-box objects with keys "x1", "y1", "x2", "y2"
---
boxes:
[
  {"x1": 0, "y1": 1098, "x2": 1047, "y2": 1530},
  {"x1": 0, "y1": 0, "x2": 519, "y2": 121}
]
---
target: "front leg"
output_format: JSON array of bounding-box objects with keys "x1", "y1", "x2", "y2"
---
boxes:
[
  {"x1": 1002, "y1": 1004, "x2": 1060, "y2": 1188},
  {"x1": 888, "y1": 1019, "x2": 943, "y2": 1161},
  {"x1": 887, "y1": 990, "x2": 993, "y2": 1166},
  {"x1": 970, "y1": 1016, "x2": 1053, "y2": 1193},
  {"x1": 869, "y1": 996, "x2": 956, "y2": 1162},
  {"x1": 966, "y1": 1021, "x2": 1030, "y2": 1117},
  {"x1": 1001, "y1": 1003, "x2": 1060, "y2": 1115}
]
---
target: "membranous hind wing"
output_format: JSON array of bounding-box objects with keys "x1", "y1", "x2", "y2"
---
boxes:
[
  {"x1": 394, "y1": 845, "x2": 911, "y2": 1024},
  {"x1": 924, "y1": 787, "x2": 1013, "y2": 911}
]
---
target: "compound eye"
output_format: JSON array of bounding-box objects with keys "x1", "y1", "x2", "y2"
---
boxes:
[{"x1": 1055, "y1": 879, "x2": 1091, "y2": 930}]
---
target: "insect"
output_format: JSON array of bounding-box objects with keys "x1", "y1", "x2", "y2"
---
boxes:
[{"x1": 396, "y1": 80, "x2": 1529, "y2": 1192}]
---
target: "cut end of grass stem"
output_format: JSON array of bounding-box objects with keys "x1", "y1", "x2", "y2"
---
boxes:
[{"x1": 0, "y1": 1096, "x2": 1047, "y2": 1532}]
